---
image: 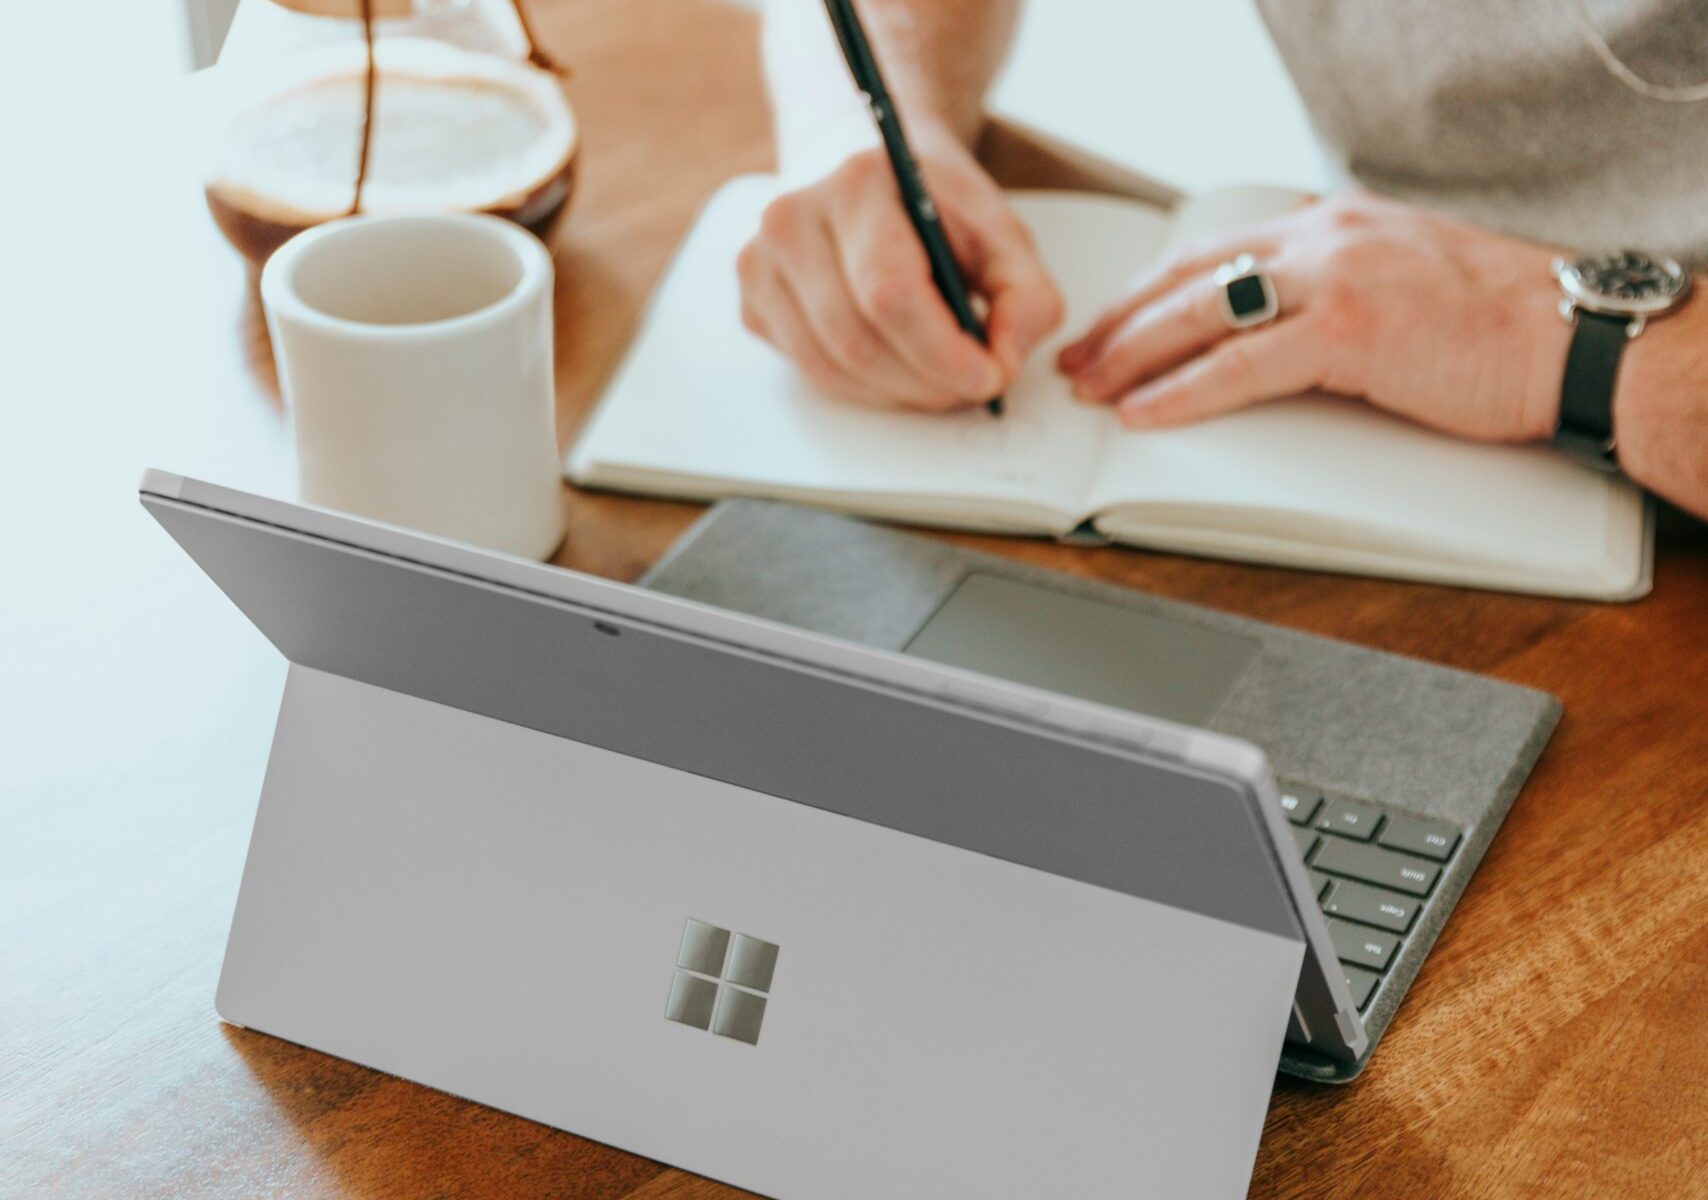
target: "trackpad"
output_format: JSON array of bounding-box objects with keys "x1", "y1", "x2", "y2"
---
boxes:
[{"x1": 904, "y1": 572, "x2": 1258, "y2": 725}]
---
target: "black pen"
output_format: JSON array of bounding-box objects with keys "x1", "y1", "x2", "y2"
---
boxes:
[{"x1": 820, "y1": 0, "x2": 1003, "y2": 416}]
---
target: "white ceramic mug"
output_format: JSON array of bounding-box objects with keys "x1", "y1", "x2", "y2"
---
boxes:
[{"x1": 261, "y1": 213, "x2": 565, "y2": 560}]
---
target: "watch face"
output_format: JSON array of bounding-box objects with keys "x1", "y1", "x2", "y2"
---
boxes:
[{"x1": 1560, "y1": 250, "x2": 1691, "y2": 316}]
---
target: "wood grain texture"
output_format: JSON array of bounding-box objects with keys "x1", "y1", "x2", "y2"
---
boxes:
[{"x1": 4, "y1": 1, "x2": 1705, "y2": 1197}]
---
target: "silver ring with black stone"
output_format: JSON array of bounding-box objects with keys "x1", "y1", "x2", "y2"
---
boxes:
[{"x1": 1214, "y1": 253, "x2": 1280, "y2": 330}]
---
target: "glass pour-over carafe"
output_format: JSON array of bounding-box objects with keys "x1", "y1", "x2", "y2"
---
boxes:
[{"x1": 203, "y1": 0, "x2": 577, "y2": 265}]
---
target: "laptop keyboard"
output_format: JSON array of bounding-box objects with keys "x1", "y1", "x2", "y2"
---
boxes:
[{"x1": 1278, "y1": 785, "x2": 1465, "y2": 1013}]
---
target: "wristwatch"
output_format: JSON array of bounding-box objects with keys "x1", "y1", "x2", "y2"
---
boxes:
[{"x1": 1552, "y1": 250, "x2": 1692, "y2": 470}]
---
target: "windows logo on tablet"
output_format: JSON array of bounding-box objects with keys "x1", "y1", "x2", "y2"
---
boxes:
[{"x1": 664, "y1": 919, "x2": 780, "y2": 1046}]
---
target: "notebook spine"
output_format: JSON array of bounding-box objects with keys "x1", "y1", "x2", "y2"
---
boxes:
[{"x1": 1056, "y1": 519, "x2": 1113, "y2": 547}]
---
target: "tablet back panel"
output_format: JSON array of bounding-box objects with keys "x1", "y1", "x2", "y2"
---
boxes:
[
  {"x1": 221, "y1": 664, "x2": 1300, "y2": 1200},
  {"x1": 141, "y1": 482, "x2": 1312, "y2": 1198}
]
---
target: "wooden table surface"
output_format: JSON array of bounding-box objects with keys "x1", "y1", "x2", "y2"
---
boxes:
[{"x1": 5, "y1": 1, "x2": 1706, "y2": 1197}]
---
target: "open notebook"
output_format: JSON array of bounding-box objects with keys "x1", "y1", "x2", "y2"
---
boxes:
[{"x1": 568, "y1": 175, "x2": 1651, "y2": 600}]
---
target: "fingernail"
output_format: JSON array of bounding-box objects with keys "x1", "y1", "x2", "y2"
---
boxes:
[
  {"x1": 1116, "y1": 391, "x2": 1158, "y2": 427},
  {"x1": 1058, "y1": 342, "x2": 1087, "y2": 371},
  {"x1": 1071, "y1": 367, "x2": 1107, "y2": 402},
  {"x1": 965, "y1": 363, "x2": 1003, "y2": 397}
]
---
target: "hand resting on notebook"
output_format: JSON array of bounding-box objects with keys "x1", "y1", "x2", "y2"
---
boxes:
[{"x1": 1057, "y1": 191, "x2": 1569, "y2": 443}]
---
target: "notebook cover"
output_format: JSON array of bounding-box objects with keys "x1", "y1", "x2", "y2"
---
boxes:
[{"x1": 638, "y1": 500, "x2": 1561, "y2": 1078}]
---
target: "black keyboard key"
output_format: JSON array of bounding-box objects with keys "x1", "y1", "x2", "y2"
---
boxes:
[
  {"x1": 1327, "y1": 918, "x2": 1399, "y2": 971},
  {"x1": 1321, "y1": 880, "x2": 1419, "y2": 933},
  {"x1": 1290, "y1": 826, "x2": 1320, "y2": 862},
  {"x1": 1279, "y1": 790, "x2": 1321, "y2": 826},
  {"x1": 1378, "y1": 814, "x2": 1462, "y2": 861},
  {"x1": 1343, "y1": 966, "x2": 1381, "y2": 1010},
  {"x1": 1314, "y1": 838, "x2": 1440, "y2": 897},
  {"x1": 1315, "y1": 798, "x2": 1383, "y2": 841},
  {"x1": 1310, "y1": 870, "x2": 1333, "y2": 902}
]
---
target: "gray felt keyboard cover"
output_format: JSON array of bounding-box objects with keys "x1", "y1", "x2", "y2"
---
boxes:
[{"x1": 638, "y1": 500, "x2": 1561, "y2": 1079}]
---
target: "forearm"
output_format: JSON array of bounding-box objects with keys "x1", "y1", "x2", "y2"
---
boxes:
[
  {"x1": 1614, "y1": 280, "x2": 1708, "y2": 520},
  {"x1": 761, "y1": 0, "x2": 1020, "y2": 177},
  {"x1": 855, "y1": 0, "x2": 1020, "y2": 145}
]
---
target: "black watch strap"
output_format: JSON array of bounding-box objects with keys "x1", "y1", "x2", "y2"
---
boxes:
[{"x1": 1554, "y1": 310, "x2": 1629, "y2": 471}]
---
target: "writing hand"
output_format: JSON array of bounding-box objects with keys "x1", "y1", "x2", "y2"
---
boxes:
[{"x1": 737, "y1": 145, "x2": 1064, "y2": 411}]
